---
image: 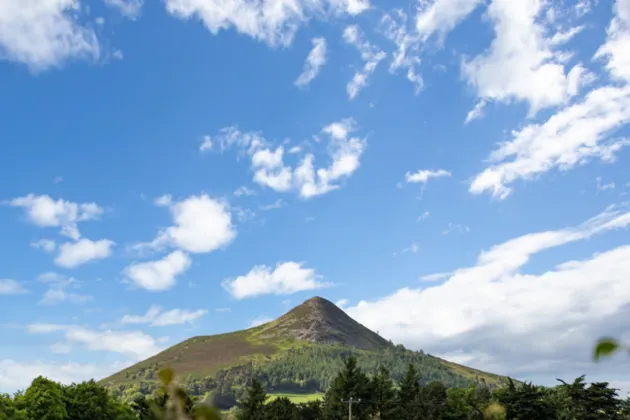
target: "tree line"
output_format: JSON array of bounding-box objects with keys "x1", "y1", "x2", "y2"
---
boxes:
[
  {"x1": 2, "y1": 356, "x2": 628, "y2": 419},
  {"x1": 111, "y1": 344, "x2": 499, "y2": 406}
]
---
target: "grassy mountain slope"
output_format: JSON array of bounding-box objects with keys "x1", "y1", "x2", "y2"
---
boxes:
[{"x1": 101, "y1": 297, "x2": 509, "y2": 403}]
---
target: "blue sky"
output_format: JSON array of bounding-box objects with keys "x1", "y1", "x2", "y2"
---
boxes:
[{"x1": 1, "y1": 0, "x2": 630, "y2": 393}]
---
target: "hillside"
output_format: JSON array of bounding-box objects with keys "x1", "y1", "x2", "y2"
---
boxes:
[{"x1": 101, "y1": 297, "x2": 509, "y2": 406}]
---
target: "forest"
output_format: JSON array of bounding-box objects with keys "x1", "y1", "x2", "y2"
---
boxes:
[
  {"x1": 1, "y1": 355, "x2": 628, "y2": 420},
  {"x1": 110, "y1": 344, "x2": 502, "y2": 406}
]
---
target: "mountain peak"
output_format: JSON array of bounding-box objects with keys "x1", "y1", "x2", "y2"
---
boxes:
[{"x1": 257, "y1": 296, "x2": 390, "y2": 351}]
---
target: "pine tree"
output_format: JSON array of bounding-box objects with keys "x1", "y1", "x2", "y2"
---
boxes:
[
  {"x1": 323, "y1": 356, "x2": 374, "y2": 420},
  {"x1": 239, "y1": 379, "x2": 267, "y2": 420},
  {"x1": 371, "y1": 366, "x2": 398, "y2": 420},
  {"x1": 397, "y1": 364, "x2": 420, "y2": 420}
]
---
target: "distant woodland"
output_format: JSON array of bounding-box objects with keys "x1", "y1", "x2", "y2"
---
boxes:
[{"x1": 1, "y1": 355, "x2": 628, "y2": 420}]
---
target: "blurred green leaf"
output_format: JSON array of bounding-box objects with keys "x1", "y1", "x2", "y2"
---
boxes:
[
  {"x1": 594, "y1": 338, "x2": 621, "y2": 361},
  {"x1": 195, "y1": 405, "x2": 222, "y2": 420},
  {"x1": 159, "y1": 368, "x2": 175, "y2": 386}
]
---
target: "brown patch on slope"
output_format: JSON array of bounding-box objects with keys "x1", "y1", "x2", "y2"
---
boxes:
[{"x1": 101, "y1": 331, "x2": 278, "y2": 385}]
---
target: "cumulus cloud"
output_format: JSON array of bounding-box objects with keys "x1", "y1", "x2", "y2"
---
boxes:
[
  {"x1": 104, "y1": 0, "x2": 143, "y2": 19},
  {"x1": 461, "y1": 0, "x2": 592, "y2": 115},
  {"x1": 0, "y1": 0, "x2": 99, "y2": 71},
  {"x1": 123, "y1": 250, "x2": 192, "y2": 291},
  {"x1": 214, "y1": 119, "x2": 366, "y2": 199},
  {"x1": 594, "y1": 0, "x2": 630, "y2": 83},
  {"x1": 55, "y1": 239, "x2": 115, "y2": 268},
  {"x1": 9, "y1": 194, "x2": 104, "y2": 240},
  {"x1": 137, "y1": 194, "x2": 236, "y2": 254},
  {"x1": 346, "y1": 205, "x2": 630, "y2": 380},
  {"x1": 0, "y1": 279, "x2": 28, "y2": 295},
  {"x1": 121, "y1": 305, "x2": 208, "y2": 326},
  {"x1": 295, "y1": 37, "x2": 327, "y2": 87},
  {"x1": 164, "y1": 0, "x2": 369, "y2": 47},
  {"x1": 27, "y1": 324, "x2": 162, "y2": 360},
  {"x1": 470, "y1": 85, "x2": 630, "y2": 199},
  {"x1": 343, "y1": 25, "x2": 387, "y2": 99},
  {"x1": 223, "y1": 261, "x2": 327, "y2": 299}
]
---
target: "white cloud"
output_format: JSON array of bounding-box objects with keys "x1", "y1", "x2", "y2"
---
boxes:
[
  {"x1": 234, "y1": 186, "x2": 256, "y2": 197},
  {"x1": 27, "y1": 324, "x2": 162, "y2": 360},
  {"x1": 121, "y1": 305, "x2": 208, "y2": 326},
  {"x1": 0, "y1": 279, "x2": 28, "y2": 295},
  {"x1": 40, "y1": 288, "x2": 92, "y2": 305},
  {"x1": 295, "y1": 37, "x2": 327, "y2": 87},
  {"x1": 470, "y1": 85, "x2": 630, "y2": 199},
  {"x1": 417, "y1": 211, "x2": 430, "y2": 221},
  {"x1": 139, "y1": 194, "x2": 236, "y2": 254},
  {"x1": 124, "y1": 250, "x2": 192, "y2": 291},
  {"x1": 248, "y1": 316, "x2": 273, "y2": 328},
  {"x1": 55, "y1": 238, "x2": 114, "y2": 268},
  {"x1": 464, "y1": 100, "x2": 486, "y2": 124},
  {"x1": 405, "y1": 169, "x2": 451, "y2": 184},
  {"x1": 0, "y1": 360, "x2": 123, "y2": 392},
  {"x1": 199, "y1": 135, "x2": 213, "y2": 152},
  {"x1": 0, "y1": 0, "x2": 99, "y2": 71},
  {"x1": 215, "y1": 119, "x2": 366, "y2": 199},
  {"x1": 30, "y1": 239, "x2": 57, "y2": 253},
  {"x1": 461, "y1": 0, "x2": 592, "y2": 114},
  {"x1": 419, "y1": 272, "x2": 452, "y2": 282},
  {"x1": 416, "y1": 0, "x2": 484, "y2": 43},
  {"x1": 335, "y1": 298, "x2": 349, "y2": 308},
  {"x1": 37, "y1": 272, "x2": 90, "y2": 304},
  {"x1": 343, "y1": 25, "x2": 387, "y2": 99},
  {"x1": 104, "y1": 0, "x2": 143, "y2": 19},
  {"x1": 9, "y1": 194, "x2": 104, "y2": 240},
  {"x1": 164, "y1": 0, "x2": 369, "y2": 47},
  {"x1": 346, "y1": 205, "x2": 630, "y2": 379},
  {"x1": 223, "y1": 261, "x2": 327, "y2": 299},
  {"x1": 379, "y1": 11, "x2": 423, "y2": 94},
  {"x1": 594, "y1": 0, "x2": 630, "y2": 83}
]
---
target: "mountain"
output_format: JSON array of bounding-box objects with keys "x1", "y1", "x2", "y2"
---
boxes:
[{"x1": 101, "y1": 297, "x2": 509, "y2": 405}]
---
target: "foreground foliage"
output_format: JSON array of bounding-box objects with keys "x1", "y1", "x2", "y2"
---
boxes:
[{"x1": 2, "y1": 357, "x2": 629, "y2": 419}]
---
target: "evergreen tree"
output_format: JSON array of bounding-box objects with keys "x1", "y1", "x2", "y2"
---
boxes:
[
  {"x1": 371, "y1": 366, "x2": 397, "y2": 420},
  {"x1": 323, "y1": 356, "x2": 374, "y2": 420},
  {"x1": 397, "y1": 364, "x2": 420, "y2": 420},
  {"x1": 495, "y1": 379, "x2": 554, "y2": 420},
  {"x1": 264, "y1": 397, "x2": 298, "y2": 420},
  {"x1": 239, "y1": 379, "x2": 267, "y2": 420},
  {"x1": 297, "y1": 401, "x2": 323, "y2": 420},
  {"x1": 418, "y1": 382, "x2": 447, "y2": 420}
]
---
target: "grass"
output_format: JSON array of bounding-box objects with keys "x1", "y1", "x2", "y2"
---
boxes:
[{"x1": 267, "y1": 392, "x2": 324, "y2": 404}]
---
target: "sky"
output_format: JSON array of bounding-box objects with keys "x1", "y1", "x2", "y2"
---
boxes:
[{"x1": 1, "y1": 0, "x2": 630, "y2": 395}]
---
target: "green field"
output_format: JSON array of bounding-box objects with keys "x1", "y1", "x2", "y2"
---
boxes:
[{"x1": 267, "y1": 392, "x2": 324, "y2": 404}]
